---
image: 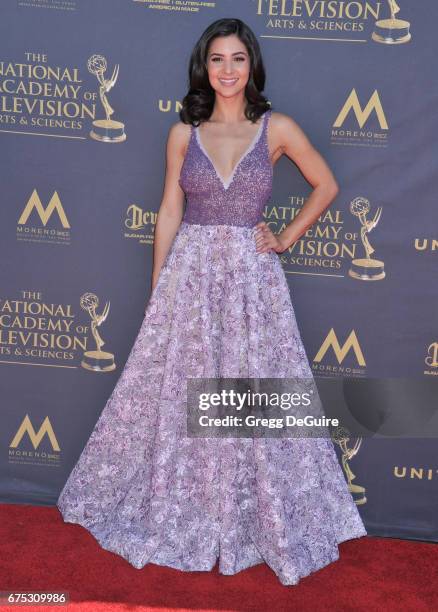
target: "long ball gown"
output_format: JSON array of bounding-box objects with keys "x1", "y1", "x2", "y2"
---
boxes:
[{"x1": 57, "y1": 108, "x2": 367, "y2": 586}]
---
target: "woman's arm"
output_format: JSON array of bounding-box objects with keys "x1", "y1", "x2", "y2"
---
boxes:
[
  {"x1": 151, "y1": 121, "x2": 189, "y2": 290},
  {"x1": 255, "y1": 112, "x2": 339, "y2": 254}
]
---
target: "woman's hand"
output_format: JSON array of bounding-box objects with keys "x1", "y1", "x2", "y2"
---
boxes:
[{"x1": 254, "y1": 221, "x2": 288, "y2": 254}]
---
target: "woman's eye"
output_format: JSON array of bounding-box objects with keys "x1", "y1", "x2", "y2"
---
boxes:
[{"x1": 210, "y1": 56, "x2": 246, "y2": 63}]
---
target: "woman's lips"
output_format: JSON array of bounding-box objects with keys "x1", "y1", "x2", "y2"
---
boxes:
[{"x1": 218, "y1": 78, "x2": 239, "y2": 86}]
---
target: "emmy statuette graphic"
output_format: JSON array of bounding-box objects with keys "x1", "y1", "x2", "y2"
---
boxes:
[
  {"x1": 372, "y1": 0, "x2": 411, "y2": 44},
  {"x1": 80, "y1": 292, "x2": 116, "y2": 372},
  {"x1": 349, "y1": 197, "x2": 385, "y2": 281},
  {"x1": 87, "y1": 54, "x2": 127, "y2": 143},
  {"x1": 332, "y1": 427, "x2": 367, "y2": 505}
]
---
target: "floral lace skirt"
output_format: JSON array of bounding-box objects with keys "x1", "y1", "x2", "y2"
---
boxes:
[{"x1": 57, "y1": 221, "x2": 367, "y2": 586}]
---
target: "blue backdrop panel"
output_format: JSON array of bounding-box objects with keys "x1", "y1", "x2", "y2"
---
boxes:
[{"x1": 0, "y1": 0, "x2": 437, "y2": 540}]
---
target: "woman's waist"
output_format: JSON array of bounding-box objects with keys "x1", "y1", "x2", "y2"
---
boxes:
[
  {"x1": 179, "y1": 220, "x2": 258, "y2": 235},
  {"x1": 161, "y1": 221, "x2": 280, "y2": 277},
  {"x1": 182, "y1": 199, "x2": 264, "y2": 228},
  {"x1": 171, "y1": 221, "x2": 278, "y2": 266}
]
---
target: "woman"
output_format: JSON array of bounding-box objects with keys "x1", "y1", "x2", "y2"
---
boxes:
[{"x1": 57, "y1": 18, "x2": 367, "y2": 586}]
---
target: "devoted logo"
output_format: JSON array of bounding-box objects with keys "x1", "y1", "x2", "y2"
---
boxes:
[
  {"x1": 124, "y1": 204, "x2": 157, "y2": 245},
  {"x1": 425, "y1": 342, "x2": 438, "y2": 375}
]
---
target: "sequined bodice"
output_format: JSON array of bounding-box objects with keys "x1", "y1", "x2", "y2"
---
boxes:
[{"x1": 179, "y1": 109, "x2": 273, "y2": 227}]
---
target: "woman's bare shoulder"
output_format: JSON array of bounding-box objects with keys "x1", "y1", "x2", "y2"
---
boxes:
[
  {"x1": 270, "y1": 110, "x2": 302, "y2": 133},
  {"x1": 167, "y1": 120, "x2": 192, "y2": 156},
  {"x1": 269, "y1": 110, "x2": 312, "y2": 152}
]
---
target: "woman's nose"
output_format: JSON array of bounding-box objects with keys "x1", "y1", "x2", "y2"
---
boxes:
[{"x1": 222, "y1": 59, "x2": 235, "y2": 73}]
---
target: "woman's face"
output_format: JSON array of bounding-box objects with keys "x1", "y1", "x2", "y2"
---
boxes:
[{"x1": 205, "y1": 34, "x2": 250, "y2": 98}]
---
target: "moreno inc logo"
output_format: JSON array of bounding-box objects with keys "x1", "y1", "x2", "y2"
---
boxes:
[
  {"x1": 18, "y1": 189, "x2": 70, "y2": 228},
  {"x1": 16, "y1": 189, "x2": 71, "y2": 245},
  {"x1": 333, "y1": 89, "x2": 388, "y2": 130},
  {"x1": 313, "y1": 328, "x2": 366, "y2": 373},
  {"x1": 10, "y1": 414, "x2": 60, "y2": 452}
]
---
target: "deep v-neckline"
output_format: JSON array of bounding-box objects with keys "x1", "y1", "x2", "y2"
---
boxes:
[{"x1": 195, "y1": 112, "x2": 266, "y2": 191}]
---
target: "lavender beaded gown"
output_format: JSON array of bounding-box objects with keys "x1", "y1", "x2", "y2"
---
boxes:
[{"x1": 57, "y1": 109, "x2": 367, "y2": 586}]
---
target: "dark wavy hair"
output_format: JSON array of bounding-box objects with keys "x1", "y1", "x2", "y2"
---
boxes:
[{"x1": 179, "y1": 18, "x2": 272, "y2": 126}]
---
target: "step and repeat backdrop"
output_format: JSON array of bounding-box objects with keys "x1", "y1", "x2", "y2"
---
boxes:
[{"x1": 1, "y1": 1, "x2": 437, "y2": 541}]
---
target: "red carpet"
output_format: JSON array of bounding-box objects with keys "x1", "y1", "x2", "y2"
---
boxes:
[{"x1": 0, "y1": 503, "x2": 437, "y2": 611}]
